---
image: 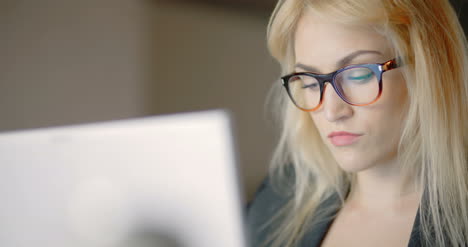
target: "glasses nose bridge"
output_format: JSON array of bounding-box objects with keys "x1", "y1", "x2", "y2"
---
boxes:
[
  {"x1": 317, "y1": 72, "x2": 338, "y2": 95},
  {"x1": 318, "y1": 72, "x2": 352, "y2": 109}
]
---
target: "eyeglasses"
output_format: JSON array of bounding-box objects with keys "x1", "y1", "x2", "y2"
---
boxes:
[{"x1": 281, "y1": 58, "x2": 401, "y2": 112}]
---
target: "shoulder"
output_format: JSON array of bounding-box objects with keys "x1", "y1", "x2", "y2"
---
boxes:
[
  {"x1": 245, "y1": 171, "x2": 344, "y2": 247},
  {"x1": 245, "y1": 175, "x2": 292, "y2": 247}
]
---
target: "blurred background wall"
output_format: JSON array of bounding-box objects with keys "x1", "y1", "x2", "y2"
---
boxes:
[
  {"x1": 0, "y1": 0, "x2": 151, "y2": 128},
  {"x1": 0, "y1": 0, "x2": 466, "y2": 201},
  {"x1": 0, "y1": 0, "x2": 279, "y2": 201}
]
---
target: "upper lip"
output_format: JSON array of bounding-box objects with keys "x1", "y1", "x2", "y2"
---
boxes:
[{"x1": 328, "y1": 131, "x2": 362, "y2": 138}]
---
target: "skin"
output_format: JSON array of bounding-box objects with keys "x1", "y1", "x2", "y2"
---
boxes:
[{"x1": 294, "y1": 10, "x2": 421, "y2": 247}]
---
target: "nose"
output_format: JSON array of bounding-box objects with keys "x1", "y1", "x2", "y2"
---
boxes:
[{"x1": 321, "y1": 83, "x2": 353, "y2": 122}]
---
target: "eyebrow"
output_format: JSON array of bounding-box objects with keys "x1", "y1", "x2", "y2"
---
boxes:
[{"x1": 295, "y1": 50, "x2": 384, "y2": 73}]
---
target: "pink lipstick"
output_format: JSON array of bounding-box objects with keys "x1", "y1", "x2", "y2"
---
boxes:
[{"x1": 328, "y1": 131, "x2": 362, "y2": 146}]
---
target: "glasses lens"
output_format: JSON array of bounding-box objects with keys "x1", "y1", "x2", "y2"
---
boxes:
[
  {"x1": 334, "y1": 67, "x2": 379, "y2": 105},
  {"x1": 287, "y1": 74, "x2": 321, "y2": 110}
]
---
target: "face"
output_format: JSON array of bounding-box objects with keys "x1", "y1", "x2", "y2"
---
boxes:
[{"x1": 294, "y1": 10, "x2": 408, "y2": 173}]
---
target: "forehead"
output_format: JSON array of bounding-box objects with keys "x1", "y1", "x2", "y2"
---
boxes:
[{"x1": 294, "y1": 9, "x2": 392, "y2": 71}]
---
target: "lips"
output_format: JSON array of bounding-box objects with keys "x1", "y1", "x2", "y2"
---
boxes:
[{"x1": 328, "y1": 131, "x2": 363, "y2": 146}]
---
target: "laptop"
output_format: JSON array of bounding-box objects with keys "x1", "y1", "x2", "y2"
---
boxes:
[{"x1": 0, "y1": 110, "x2": 248, "y2": 247}]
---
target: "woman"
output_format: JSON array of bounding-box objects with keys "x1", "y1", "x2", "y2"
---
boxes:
[{"x1": 246, "y1": 0, "x2": 468, "y2": 246}]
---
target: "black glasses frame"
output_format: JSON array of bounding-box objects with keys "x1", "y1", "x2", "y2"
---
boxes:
[{"x1": 281, "y1": 58, "x2": 401, "y2": 112}]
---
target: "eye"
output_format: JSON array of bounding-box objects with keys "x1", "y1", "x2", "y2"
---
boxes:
[
  {"x1": 343, "y1": 68, "x2": 374, "y2": 83},
  {"x1": 292, "y1": 75, "x2": 319, "y2": 91},
  {"x1": 302, "y1": 82, "x2": 319, "y2": 90}
]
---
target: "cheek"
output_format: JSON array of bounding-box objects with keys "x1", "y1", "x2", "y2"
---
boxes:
[
  {"x1": 365, "y1": 71, "x2": 408, "y2": 138},
  {"x1": 366, "y1": 70, "x2": 408, "y2": 124},
  {"x1": 308, "y1": 113, "x2": 328, "y2": 141},
  {"x1": 380, "y1": 70, "x2": 408, "y2": 108},
  {"x1": 360, "y1": 75, "x2": 408, "y2": 161}
]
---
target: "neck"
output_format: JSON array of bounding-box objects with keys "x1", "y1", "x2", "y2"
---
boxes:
[{"x1": 347, "y1": 158, "x2": 421, "y2": 211}]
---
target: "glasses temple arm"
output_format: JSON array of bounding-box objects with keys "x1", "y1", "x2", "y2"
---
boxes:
[{"x1": 382, "y1": 57, "x2": 404, "y2": 71}]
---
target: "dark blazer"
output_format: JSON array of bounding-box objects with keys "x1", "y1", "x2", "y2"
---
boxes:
[{"x1": 246, "y1": 177, "x2": 422, "y2": 247}]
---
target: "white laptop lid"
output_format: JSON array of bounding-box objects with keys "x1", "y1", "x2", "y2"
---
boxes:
[{"x1": 0, "y1": 110, "x2": 247, "y2": 247}]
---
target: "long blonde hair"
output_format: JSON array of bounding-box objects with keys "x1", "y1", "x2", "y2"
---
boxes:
[{"x1": 265, "y1": 0, "x2": 468, "y2": 246}]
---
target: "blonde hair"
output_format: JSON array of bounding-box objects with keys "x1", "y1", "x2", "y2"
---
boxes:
[{"x1": 264, "y1": 0, "x2": 468, "y2": 246}]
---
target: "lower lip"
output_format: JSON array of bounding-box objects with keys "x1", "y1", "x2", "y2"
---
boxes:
[{"x1": 329, "y1": 135, "x2": 362, "y2": 146}]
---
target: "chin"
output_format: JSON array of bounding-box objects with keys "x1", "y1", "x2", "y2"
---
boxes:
[{"x1": 333, "y1": 154, "x2": 374, "y2": 173}]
